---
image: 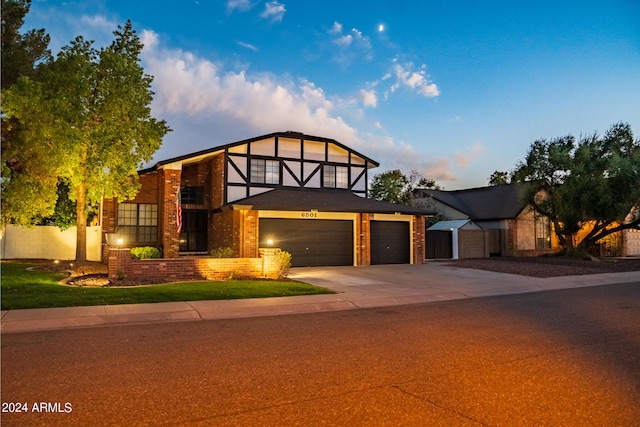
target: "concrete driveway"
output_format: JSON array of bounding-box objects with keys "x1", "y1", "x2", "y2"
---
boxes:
[{"x1": 287, "y1": 262, "x2": 640, "y2": 308}]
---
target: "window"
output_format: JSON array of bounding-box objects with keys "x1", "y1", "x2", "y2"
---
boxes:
[
  {"x1": 535, "y1": 215, "x2": 551, "y2": 250},
  {"x1": 117, "y1": 203, "x2": 158, "y2": 244},
  {"x1": 180, "y1": 186, "x2": 205, "y2": 205},
  {"x1": 251, "y1": 159, "x2": 279, "y2": 184},
  {"x1": 323, "y1": 165, "x2": 349, "y2": 189}
]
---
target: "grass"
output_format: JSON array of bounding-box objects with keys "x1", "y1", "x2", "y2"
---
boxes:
[{"x1": 0, "y1": 262, "x2": 333, "y2": 310}]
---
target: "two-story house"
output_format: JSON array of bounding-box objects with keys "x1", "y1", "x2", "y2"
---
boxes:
[{"x1": 101, "y1": 131, "x2": 431, "y2": 267}]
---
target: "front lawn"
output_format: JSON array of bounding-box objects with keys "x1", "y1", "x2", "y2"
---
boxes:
[{"x1": 0, "y1": 262, "x2": 333, "y2": 310}]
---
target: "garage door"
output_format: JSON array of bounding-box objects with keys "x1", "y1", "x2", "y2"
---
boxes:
[
  {"x1": 370, "y1": 221, "x2": 410, "y2": 264},
  {"x1": 259, "y1": 219, "x2": 353, "y2": 267}
]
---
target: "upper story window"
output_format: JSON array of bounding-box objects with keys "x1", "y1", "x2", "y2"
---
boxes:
[
  {"x1": 117, "y1": 203, "x2": 158, "y2": 244},
  {"x1": 323, "y1": 165, "x2": 349, "y2": 189},
  {"x1": 180, "y1": 186, "x2": 205, "y2": 205},
  {"x1": 251, "y1": 159, "x2": 279, "y2": 184}
]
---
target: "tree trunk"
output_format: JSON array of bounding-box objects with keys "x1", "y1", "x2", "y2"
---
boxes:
[{"x1": 75, "y1": 180, "x2": 87, "y2": 261}]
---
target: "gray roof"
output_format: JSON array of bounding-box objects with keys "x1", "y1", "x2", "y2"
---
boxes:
[
  {"x1": 419, "y1": 183, "x2": 527, "y2": 220},
  {"x1": 223, "y1": 188, "x2": 433, "y2": 215}
]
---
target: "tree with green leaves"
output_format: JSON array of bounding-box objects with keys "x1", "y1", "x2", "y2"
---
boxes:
[
  {"x1": 1, "y1": 0, "x2": 51, "y2": 90},
  {"x1": 2, "y1": 21, "x2": 171, "y2": 260},
  {"x1": 513, "y1": 122, "x2": 640, "y2": 254},
  {"x1": 369, "y1": 169, "x2": 440, "y2": 206},
  {"x1": 488, "y1": 170, "x2": 511, "y2": 186}
]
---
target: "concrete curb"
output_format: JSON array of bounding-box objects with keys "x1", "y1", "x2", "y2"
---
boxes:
[{"x1": 2, "y1": 266, "x2": 639, "y2": 334}]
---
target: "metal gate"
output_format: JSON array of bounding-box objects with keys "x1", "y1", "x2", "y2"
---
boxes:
[{"x1": 426, "y1": 230, "x2": 452, "y2": 259}]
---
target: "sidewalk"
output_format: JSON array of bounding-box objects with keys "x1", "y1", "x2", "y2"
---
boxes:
[{"x1": 2, "y1": 263, "x2": 639, "y2": 334}]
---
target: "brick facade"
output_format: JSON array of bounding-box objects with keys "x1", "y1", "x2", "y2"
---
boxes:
[
  {"x1": 356, "y1": 213, "x2": 371, "y2": 266},
  {"x1": 412, "y1": 215, "x2": 426, "y2": 264},
  {"x1": 161, "y1": 169, "x2": 182, "y2": 258},
  {"x1": 209, "y1": 209, "x2": 259, "y2": 258}
]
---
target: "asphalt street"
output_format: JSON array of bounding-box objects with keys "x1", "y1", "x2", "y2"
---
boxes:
[{"x1": 2, "y1": 282, "x2": 639, "y2": 426}]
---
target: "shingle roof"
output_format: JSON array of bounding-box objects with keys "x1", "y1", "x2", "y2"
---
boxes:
[
  {"x1": 223, "y1": 188, "x2": 433, "y2": 215},
  {"x1": 421, "y1": 183, "x2": 527, "y2": 220}
]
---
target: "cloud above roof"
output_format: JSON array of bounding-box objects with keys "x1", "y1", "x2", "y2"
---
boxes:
[{"x1": 140, "y1": 29, "x2": 465, "y2": 183}]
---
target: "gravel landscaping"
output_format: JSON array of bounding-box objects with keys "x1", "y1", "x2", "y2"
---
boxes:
[{"x1": 448, "y1": 256, "x2": 640, "y2": 278}]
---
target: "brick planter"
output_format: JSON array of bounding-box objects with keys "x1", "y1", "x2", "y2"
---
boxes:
[{"x1": 108, "y1": 248, "x2": 282, "y2": 282}]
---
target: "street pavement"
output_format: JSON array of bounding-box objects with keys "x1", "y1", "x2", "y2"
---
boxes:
[{"x1": 2, "y1": 262, "x2": 639, "y2": 334}]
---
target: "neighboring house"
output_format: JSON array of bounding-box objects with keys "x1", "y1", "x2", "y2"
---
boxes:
[
  {"x1": 101, "y1": 131, "x2": 431, "y2": 267},
  {"x1": 622, "y1": 208, "x2": 640, "y2": 256},
  {"x1": 415, "y1": 183, "x2": 556, "y2": 257}
]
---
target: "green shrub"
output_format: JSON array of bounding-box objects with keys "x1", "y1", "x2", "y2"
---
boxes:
[
  {"x1": 210, "y1": 247, "x2": 235, "y2": 258},
  {"x1": 130, "y1": 246, "x2": 162, "y2": 259},
  {"x1": 272, "y1": 250, "x2": 292, "y2": 279}
]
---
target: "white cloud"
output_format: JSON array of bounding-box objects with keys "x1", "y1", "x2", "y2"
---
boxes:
[
  {"x1": 140, "y1": 30, "x2": 355, "y2": 144},
  {"x1": 237, "y1": 41, "x2": 258, "y2": 51},
  {"x1": 392, "y1": 63, "x2": 439, "y2": 97},
  {"x1": 260, "y1": 1, "x2": 286, "y2": 22},
  {"x1": 326, "y1": 23, "x2": 372, "y2": 65},
  {"x1": 328, "y1": 21, "x2": 342, "y2": 34},
  {"x1": 360, "y1": 89, "x2": 377, "y2": 107},
  {"x1": 140, "y1": 30, "x2": 459, "y2": 183},
  {"x1": 334, "y1": 34, "x2": 353, "y2": 46},
  {"x1": 227, "y1": 0, "x2": 253, "y2": 12}
]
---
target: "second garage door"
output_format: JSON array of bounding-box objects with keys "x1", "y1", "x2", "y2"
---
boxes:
[
  {"x1": 259, "y1": 218, "x2": 353, "y2": 267},
  {"x1": 370, "y1": 221, "x2": 410, "y2": 264}
]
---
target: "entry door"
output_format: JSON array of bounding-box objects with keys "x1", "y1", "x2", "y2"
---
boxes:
[
  {"x1": 370, "y1": 221, "x2": 410, "y2": 264},
  {"x1": 179, "y1": 210, "x2": 208, "y2": 252},
  {"x1": 259, "y1": 219, "x2": 353, "y2": 267}
]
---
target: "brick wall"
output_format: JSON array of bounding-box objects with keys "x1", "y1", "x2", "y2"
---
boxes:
[
  {"x1": 161, "y1": 169, "x2": 182, "y2": 258},
  {"x1": 209, "y1": 209, "x2": 259, "y2": 258},
  {"x1": 412, "y1": 215, "x2": 426, "y2": 263},
  {"x1": 108, "y1": 248, "x2": 282, "y2": 281},
  {"x1": 131, "y1": 172, "x2": 161, "y2": 204},
  {"x1": 181, "y1": 161, "x2": 213, "y2": 210},
  {"x1": 356, "y1": 213, "x2": 371, "y2": 266}
]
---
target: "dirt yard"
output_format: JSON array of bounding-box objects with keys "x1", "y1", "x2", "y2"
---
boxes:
[{"x1": 448, "y1": 256, "x2": 640, "y2": 278}]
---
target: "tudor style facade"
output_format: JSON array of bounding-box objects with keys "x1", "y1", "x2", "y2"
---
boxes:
[{"x1": 102, "y1": 131, "x2": 430, "y2": 266}]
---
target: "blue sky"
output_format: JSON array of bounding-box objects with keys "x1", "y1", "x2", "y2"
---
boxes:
[{"x1": 24, "y1": 0, "x2": 640, "y2": 189}]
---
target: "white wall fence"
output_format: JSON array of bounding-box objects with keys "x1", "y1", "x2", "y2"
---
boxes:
[{"x1": 1, "y1": 225, "x2": 102, "y2": 261}]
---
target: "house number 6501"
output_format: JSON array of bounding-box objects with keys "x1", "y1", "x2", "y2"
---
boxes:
[{"x1": 301, "y1": 212, "x2": 317, "y2": 218}]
